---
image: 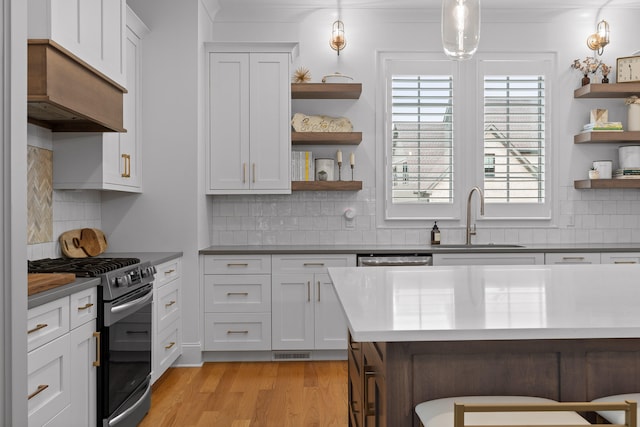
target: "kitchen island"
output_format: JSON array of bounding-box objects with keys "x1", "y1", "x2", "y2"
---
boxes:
[{"x1": 328, "y1": 264, "x2": 640, "y2": 427}]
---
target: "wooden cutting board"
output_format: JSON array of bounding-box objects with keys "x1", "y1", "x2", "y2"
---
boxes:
[
  {"x1": 59, "y1": 228, "x2": 108, "y2": 258},
  {"x1": 28, "y1": 273, "x2": 76, "y2": 296}
]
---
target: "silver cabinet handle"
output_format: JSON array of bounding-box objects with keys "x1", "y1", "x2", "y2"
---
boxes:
[
  {"x1": 227, "y1": 330, "x2": 249, "y2": 334},
  {"x1": 317, "y1": 280, "x2": 321, "y2": 302},
  {"x1": 562, "y1": 256, "x2": 585, "y2": 261},
  {"x1": 252, "y1": 163, "x2": 256, "y2": 183},
  {"x1": 226, "y1": 292, "x2": 249, "y2": 296},
  {"x1": 614, "y1": 261, "x2": 637, "y2": 264},
  {"x1": 304, "y1": 263, "x2": 325, "y2": 267},
  {"x1": 227, "y1": 263, "x2": 249, "y2": 267},
  {"x1": 307, "y1": 281, "x2": 311, "y2": 302},
  {"x1": 243, "y1": 163, "x2": 246, "y2": 183}
]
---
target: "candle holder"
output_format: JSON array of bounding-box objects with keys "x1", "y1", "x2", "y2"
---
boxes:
[
  {"x1": 350, "y1": 164, "x2": 354, "y2": 181},
  {"x1": 338, "y1": 161, "x2": 342, "y2": 181}
]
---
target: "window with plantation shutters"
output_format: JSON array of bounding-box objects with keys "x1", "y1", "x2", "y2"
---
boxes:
[
  {"x1": 378, "y1": 52, "x2": 552, "y2": 225},
  {"x1": 391, "y1": 75, "x2": 454, "y2": 204},
  {"x1": 483, "y1": 75, "x2": 545, "y2": 204}
]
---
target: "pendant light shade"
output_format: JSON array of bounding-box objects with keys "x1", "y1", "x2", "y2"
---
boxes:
[{"x1": 441, "y1": 0, "x2": 480, "y2": 60}]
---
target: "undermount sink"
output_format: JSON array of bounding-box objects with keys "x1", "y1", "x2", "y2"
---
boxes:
[{"x1": 436, "y1": 244, "x2": 524, "y2": 248}]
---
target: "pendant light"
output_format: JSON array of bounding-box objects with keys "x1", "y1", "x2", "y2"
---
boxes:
[{"x1": 441, "y1": 0, "x2": 480, "y2": 60}]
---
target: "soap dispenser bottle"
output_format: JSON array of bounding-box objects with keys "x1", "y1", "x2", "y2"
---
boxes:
[{"x1": 430, "y1": 221, "x2": 441, "y2": 245}]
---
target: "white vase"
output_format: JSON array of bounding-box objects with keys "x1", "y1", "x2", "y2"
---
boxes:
[{"x1": 628, "y1": 104, "x2": 640, "y2": 131}]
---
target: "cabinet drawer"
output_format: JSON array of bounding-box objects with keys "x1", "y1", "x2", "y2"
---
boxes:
[
  {"x1": 28, "y1": 297, "x2": 70, "y2": 352},
  {"x1": 601, "y1": 252, "x2": 640, "y2": 264},
  {"x1": 204, "y1": 255, "x2": 271, "y2": 275},
  {"x1": 545, "y1": 252, "x2": 600, "y2": 264},
  {"x1": 204, "y1": 274, "x2": 271, "y2": 313},
  {"x1": 272, "y1": 254, "x2": 355, "y2": 274},
  {"x1": 69, "y1": 287, "x2": 98, "y2": 330},
  {"x1": 157, "y1": 278, "x2": 180, "y2": 331},
  {"x1": 28, "y1": 335, "x2": 71, "y2": 427},
  {"x1": 42, "y1": 404, "x2": 72, "y2": 427},
  {"x1": 204, "y1": 313, "x2": 271, "y2": 351},
  {"x1": 155, "y1": 258, "x2": 181, "y2": 288},
  {"x1": 156, "y1": 319, "x2": 182, "y2": 375}
]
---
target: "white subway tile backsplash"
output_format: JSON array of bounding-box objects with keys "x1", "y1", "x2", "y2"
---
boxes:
[{"x1": 205, "y1": 184, "x2": 640, "y2": 247}]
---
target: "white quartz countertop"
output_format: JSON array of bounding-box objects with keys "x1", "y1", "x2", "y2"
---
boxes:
[{"x1": 328, "y1": 264, "x2": 640, "y2": 342}]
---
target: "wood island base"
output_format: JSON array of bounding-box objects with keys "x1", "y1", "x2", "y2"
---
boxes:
[{"x1": 348, "y1": 335, "x2": 640, "y2": 427}]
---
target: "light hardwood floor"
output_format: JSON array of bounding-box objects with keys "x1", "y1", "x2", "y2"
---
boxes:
[{"x1": 139, "y1": 361, "x2": 349, "y2": 427}]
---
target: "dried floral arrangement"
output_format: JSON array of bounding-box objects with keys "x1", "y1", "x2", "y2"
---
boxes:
[
  {"x1": 626, "y1": 96, "x2": 640, "y2": 105},
  {"x1": 571, "y1": 57, "x2": 602, "y2": 76}
]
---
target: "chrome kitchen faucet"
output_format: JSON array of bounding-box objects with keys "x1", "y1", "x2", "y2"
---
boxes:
[{"x1": 466, "y1": 186, "x2": 485, "y2": 245}]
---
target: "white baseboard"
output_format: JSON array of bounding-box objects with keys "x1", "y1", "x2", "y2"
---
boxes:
[{"x1": 173, "y1": 342, "x2": 203, "y2": 367}]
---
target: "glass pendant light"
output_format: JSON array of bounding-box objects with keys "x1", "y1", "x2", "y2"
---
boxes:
[{"x1": 441, "y1": 0, "x2": 480, "y2": 60}]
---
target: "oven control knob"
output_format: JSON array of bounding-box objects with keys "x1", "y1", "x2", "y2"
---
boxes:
[
  {"x1": 141, "y1": 266, "x2": 156, "y2": 278},
  {"x1": 114, "y1": 276, "x2": 125, "y2": 287}
]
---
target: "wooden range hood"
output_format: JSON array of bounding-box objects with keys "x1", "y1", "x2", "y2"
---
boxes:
[{"x1": 28, "y1": 39, "x2": 127, "y2": 133}]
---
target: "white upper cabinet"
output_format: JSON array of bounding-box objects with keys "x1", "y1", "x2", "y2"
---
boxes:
[
  {"x1": 205, "y1": 43, "x2": 297, "y2": 195},
  {"x1": 52, "y1": 7, "x2": 148, "y2": 192},
  {"x1": 28, "y1": 0, "x2": 127, "y2": 87}
]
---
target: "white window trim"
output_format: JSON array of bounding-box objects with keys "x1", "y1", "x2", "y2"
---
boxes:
[{"x1": 376, "y1": 51, "x2": 557, "y2": 229}]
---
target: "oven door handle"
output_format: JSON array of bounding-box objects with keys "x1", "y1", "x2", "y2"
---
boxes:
[
  {"x1": 111, "y1": 289, "x2": 153, "y2": 315},
  {"x1": 108, "y1": 377, "x2": 152, "y2": 426}
]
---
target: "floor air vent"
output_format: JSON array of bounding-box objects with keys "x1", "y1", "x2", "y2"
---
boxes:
[{"x1": 273, "y1": 351, "x2": 311, "y2": 361}]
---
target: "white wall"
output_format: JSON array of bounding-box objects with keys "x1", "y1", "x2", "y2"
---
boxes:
[
  {"x1": 103, "y1": 0, "x2": 205, "y2": 365},
  {"x1": 6, "y1": 0, "x2": 29, "y2": 424},
  {"x1": 208, "y1": 6, "x2": 640, "y2": 246}
]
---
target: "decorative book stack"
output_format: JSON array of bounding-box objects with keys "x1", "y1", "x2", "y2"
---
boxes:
[
  {"x1": 614, "y1": 169, "x2": 640, "y2": 179},
  {"x1": 291, "y1": 151, "x2": 314, "y2": 181},
  {"x1": 583, "y1": 121, "x2": 623, "y2": 132}
]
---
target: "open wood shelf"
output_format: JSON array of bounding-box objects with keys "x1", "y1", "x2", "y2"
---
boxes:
[
  {"x1": 291, "y1": 181, "x2": 362, "y2": 191},
  {"x1": 291, "y1": 132, "x2": 362, "y2": 145},
  {"x1": 291, "y1": 83, "x2": 362, "y2": 99},
  {"x1": 574, "y1": 179, "x2": 640, "y2": 189},
  {"x1": 574, "y1": 131, "x2": 640, "y2": 143},
  {"x1": 574, "y1": 83, "x2": 640, "y2": 98}
]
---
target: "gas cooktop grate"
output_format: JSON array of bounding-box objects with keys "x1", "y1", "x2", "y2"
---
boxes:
[{"x1": 28, "y1": 257, "x2": 141, "y2": 277}]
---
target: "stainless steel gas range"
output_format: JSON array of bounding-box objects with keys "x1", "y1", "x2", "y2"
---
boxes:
[{"x1": 28, "y1": 257, "x2": 156, "y2": 427}]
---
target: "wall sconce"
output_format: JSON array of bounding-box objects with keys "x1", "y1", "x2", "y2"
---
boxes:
[
  {"x1": 441, "y1": 0, "x2": 480, "y2": 60},
  {"x1": 587, "y1": 19, "x2": 610, "y2": 55},
  {"x1": 330, "y1": 20, "x2": 346, "y2": 55}
]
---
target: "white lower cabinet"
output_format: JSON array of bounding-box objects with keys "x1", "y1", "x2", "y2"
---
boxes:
[
  {"x1": 68, "y1": 319, "x2": 97, "y2": 427},
  {"x1": 27, "y1": 334, "x2": 70, "y2": 427},
  {"x1": 27, "y1": 287, "x2": 98, "y2": 427},
  {"x1": 203, "y1": 255, "x2": 272, "y2": 351},
  {"x1": 601, "y1": 252, "x2": 640, "y2": 264},
  {"x1": 271, "y1": 254, "x2": 356, "y2": 351},
  {"x1": 433, "y1": 252, "x2": 543, "y2": 266},
  {"x1": 152, "y1": 257, "x2": 182, "y2": 384},
  {"x1": 545, "y1": 252, "x2": 601, "y2": 264}
]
